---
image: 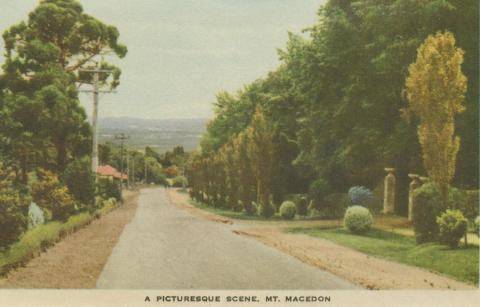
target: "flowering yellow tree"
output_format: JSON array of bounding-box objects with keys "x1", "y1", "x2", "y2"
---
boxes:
[{"x1": 404, "y1": 31, "x2": 467, "y2": 202}]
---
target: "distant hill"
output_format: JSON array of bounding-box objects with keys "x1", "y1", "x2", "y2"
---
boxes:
[{"x1": 98, "y1": 117, "x2": 209, "y2": 152}]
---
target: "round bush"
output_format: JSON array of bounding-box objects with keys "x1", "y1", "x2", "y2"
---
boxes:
[
  {"x1": 348, "y1": 186, "x2": 373, "y2": 206},
  {"x1": 280, "y1": 201, "x2": 297, "y2": 220},
  {"x1": 343, "y1": 206, "x2": 373, "y2": 234},
  {"x1": 436, "y1": 209, "x2": 468, "y2": 248},
  {"x1": 412, "y1": 182, "x2": 443, "y2": 243}
]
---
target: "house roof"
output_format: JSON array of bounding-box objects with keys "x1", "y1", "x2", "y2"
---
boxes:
[{"x1": 96, "y1": 165, "x2": 128, "y2": 180}]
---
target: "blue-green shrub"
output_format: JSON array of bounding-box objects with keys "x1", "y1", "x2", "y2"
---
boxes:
[
  {"x1": 436, "y1": 209, "x2": 468, "y2": 248},
  {"x1": 28, "y1": 202, "x2": 45, "y2": 229},
  {"x1": 279, "y1": 201, "x2": 297, "y2": 220},
  {"x1": 343, "y1": 206, "x2": 373, "y2": 234},
  {"x1": 348, "y1": 186, "x2": 373, "y2": 206}
]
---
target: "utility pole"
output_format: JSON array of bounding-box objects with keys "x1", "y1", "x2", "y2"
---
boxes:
[
  {"x1": 144, "y1": 159, "x2": 148, "y2": 185},
  {"x1": 127, "y1": 153, "x2": 130, "y2": 189},
  {"x1": 132, "y1": 156, "x2": 135, "y2": 187},
  {"x1": 79, "y1": 65, "x2": 116, "y2": 173},
  {"x1": 115, "y1": 133, "x2": 129, "y2": 193}
]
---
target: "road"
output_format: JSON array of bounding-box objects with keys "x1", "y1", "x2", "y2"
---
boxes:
[{"x1": 96, "y1": 187, "x2": 357, "y2": 289}]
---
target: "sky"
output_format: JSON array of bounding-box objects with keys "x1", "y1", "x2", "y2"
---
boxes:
[{"x1": 0, "y1": 0, "x2": 325, "y2": 120}]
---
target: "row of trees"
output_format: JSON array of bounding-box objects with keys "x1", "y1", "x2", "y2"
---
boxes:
[
  {"x1": 191, "y1": 0, "x2": 478, "y2": 216},
  {"x1": 188, "y1": 107, "x2": 276, "y2": 217}
]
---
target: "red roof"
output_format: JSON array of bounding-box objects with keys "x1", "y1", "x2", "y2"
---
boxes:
[{"x1": 96, "y1": 165, "x2": 128, "y2": 180}]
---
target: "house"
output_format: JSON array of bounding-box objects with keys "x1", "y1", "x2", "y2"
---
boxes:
[{"x1": 96, "y1": 165, "x2": 128, "y2": 180}]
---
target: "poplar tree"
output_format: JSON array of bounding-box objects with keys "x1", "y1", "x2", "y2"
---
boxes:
[
  {"x1": 404, "y1": 31, "x2": 467, "y2": 203},
  {"x1": 247, "y1": 107, "x2": 275, "y2": 218},
  {"x1": 233, "y1": 131, "x2": 255, "y2": 215}
]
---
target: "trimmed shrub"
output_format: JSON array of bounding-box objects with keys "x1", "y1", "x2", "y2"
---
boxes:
[
  {"x1": 62, "y1": 157, "x2": 95, "y2": 208},
  {"x1": 279, "y1": 201, "x2": 297, "y2": 220},
  {"x1": 0, "y1": 164, "x2": 29, "y2": 249},
  {"x1": 436, "y1": 210, "x2": 468, "y2": 248},
  {"x1": 475, "y1": 216, "x2": 480, "y2": 237},
  {"x1": 348, "y1": 186, "x2": 373, "y2": 206},
  {"x1": 172, "y1": 176, "x2": 188, "y2": 188},
  {"x1": 32, "y1": 169, "x2": 76, "y2": 222},
  {"x1": 412, "y1": 182, "x2": 443, "y2": 243},
  {"x1": 343, "y1": 206, "x2": 373, "y2": 234},
  {"x1": 296, "y1": 196, "x2": 308, "y2": 217}
]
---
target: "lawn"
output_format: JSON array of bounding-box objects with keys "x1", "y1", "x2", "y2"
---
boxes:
[{"x1": 290, "y1": 227, "x2": 479, "y2": 285}]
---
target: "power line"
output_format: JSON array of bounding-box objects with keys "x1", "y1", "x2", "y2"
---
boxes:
[
  {"x1": 79, "y1": 65, "x2": 117, "y2": 174},
  {"x1": 115, "y1": 133, "x2": 130, "y2": 194}
]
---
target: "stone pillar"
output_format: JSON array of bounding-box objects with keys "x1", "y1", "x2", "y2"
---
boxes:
[
  {"x1": 383, "y1": 168, "x2": 396, "y2": 214},
  {"x1": 408, "y1": 174, "x2": 420, "y2": 221}
]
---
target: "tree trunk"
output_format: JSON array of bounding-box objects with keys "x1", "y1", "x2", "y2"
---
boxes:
[{"x1": 56, "y1": 135, "x2": 67, "y2": 172}]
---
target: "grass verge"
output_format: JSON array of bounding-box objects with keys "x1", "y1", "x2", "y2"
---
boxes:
[
  {"x1": 290, "y1": 227, "x2": 479, "y2": 285},
  {"x1": 0, "y1": 202, "x2": 119, "y2": 275},
  {"x1": 191, "y1": 200, "x2": 284, "y2": 221}
]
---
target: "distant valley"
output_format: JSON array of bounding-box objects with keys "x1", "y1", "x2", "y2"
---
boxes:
[{"x1": 98, "y1": 117, "x2": 209, "y2": 152}]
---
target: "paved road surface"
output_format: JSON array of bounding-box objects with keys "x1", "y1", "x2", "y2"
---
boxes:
[{"x1": 97, "y1": 188, "x2": 357, "y2": 289}]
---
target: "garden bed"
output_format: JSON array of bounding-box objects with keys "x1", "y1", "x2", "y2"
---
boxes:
[
  {"x1": 290, "y1": 227, "x2": 479, "y2": 285},
  {"x1": 0, "y1": 200, "x2": 120, "y2": 277}
]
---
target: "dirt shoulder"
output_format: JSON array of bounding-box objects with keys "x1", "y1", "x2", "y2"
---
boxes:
[
  {"x1": 168, "y1": 189, "x2": 476, "y2": 290},
  {"x1": 0, "y1": 190, "x2": 139, "y2": 289}
]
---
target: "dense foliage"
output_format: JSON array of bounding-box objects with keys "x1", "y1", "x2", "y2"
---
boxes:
[
  {"x1": 296, "y1": 196, "x2": 308, "y2": 217},
  {"x1": 0, "y1": 0, "x2": 128, "y2": 249},
  {"x1": 436, "y1": 209, "x2": 467, "y2": 248},
  {"x1": 96, "y1": 177, "x2": 121, "y2": 201},
  {"x1": 412, "y1": 183, "x2": 443, "y2": 243},
  {"x1": 62, "y1": 157, "x2": 95, "y2": 208},
  {"x1": 0, "y1": 164, "x2": 29, "y2": 248},
  {"x1": 190, "y1": 0, "x2": 478, "y2": 218},
  {"x1": 475, "y1": 216, "x2": 480, "y2": 237},
  {"x1": 32, "y1": 169, "x2": 76, "y2": 222}
]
